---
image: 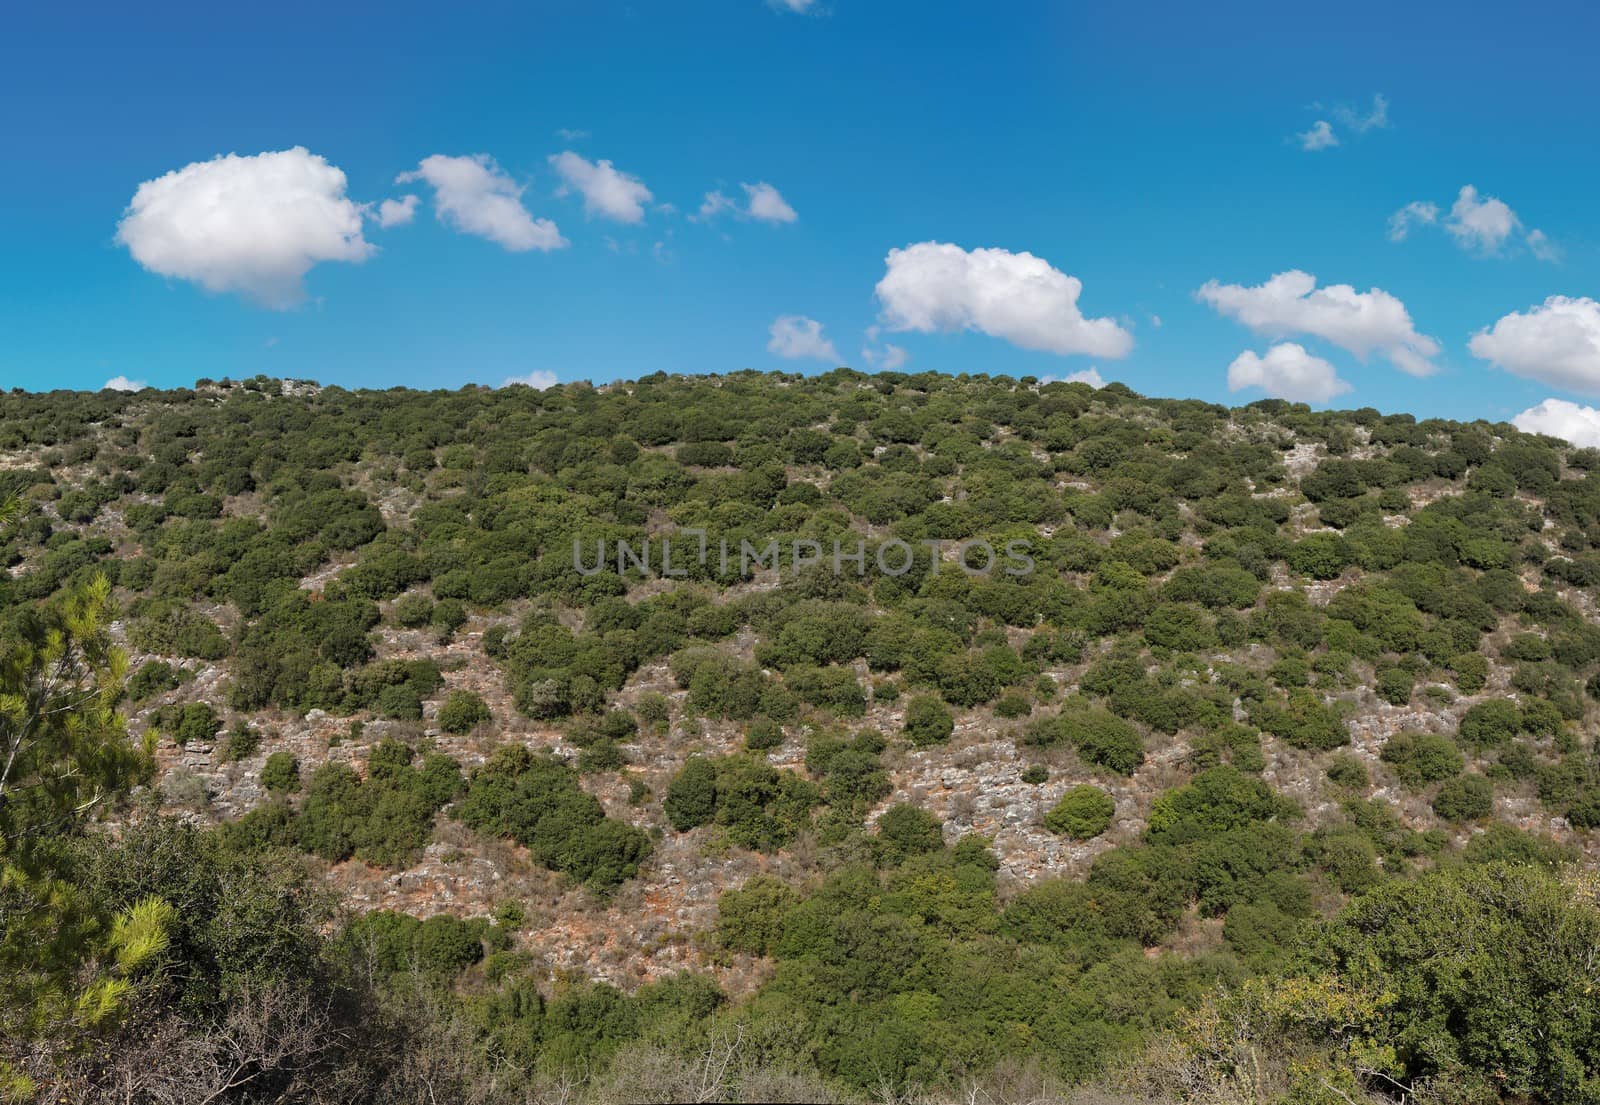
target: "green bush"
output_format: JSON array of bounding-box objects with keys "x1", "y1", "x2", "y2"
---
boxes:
[
  {"x1": 1458, "y1": 699, "x2": 1521, "y2": 749},
  {"x1": 664, "y1": 756, "x2": 718, "y2": 831},
  {"x1": 903, "y1": 695, "x2": 955, "y2": 747},
  {"x1": 438, "y1": 690, "x2": 492, "y2": 734},
  {"x1": 1432, "y1": 774, "x2": 1494, "y2": 822},
  {"x1": 457, "y1": 746, "x2": 649, "y2": 889},
  {"x1": 1044, "y1": 786, "x2": 1116, "y2": 839},
  {"x1": 744, "y1": 718, "x2": 784, "y2": 751},
  {"x1": 261, "y1": 751, "x2": 300, "y2": 794},
  {"x1": 876, "y1": 804, "x2": 944, "y2": 863},
  {"x1": 1064, "y1": 708, "x2": 1144, "y2": 774},
  {"x1": 1381, "y1": 732, "x2": 1463, "y2": 788},
  {"x1": 716, "y1": 875, "x2": 797, "y2": 955}
]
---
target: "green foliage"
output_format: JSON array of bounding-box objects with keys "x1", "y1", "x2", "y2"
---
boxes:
[
  {"x1": 715, "y1": 875, "x2": 798, "y2": 955},
  {"x1": 456, "y1": 746, "x2": 649, "y2": 889},
  {"x1": 1063, "y1": 706, "x2": 1145, "y2": 774},
  {"x1": 1044, "y1": 785, "x2": 1116, "y2": 839},
  {"x1": 437, "y1": 689, "x2": 492, "y2": 734},
  {"x1": 1146, "y1": 767, "x2": 1294, "y2": 846},
  {"x1": 1, "y1": 573, "x2": 162, "y2": 1049},
  {"x1": 875, "y1": 803, "x2": 945, "y2": 863},
  {"x1": 1432, "y1": 773, "x2": 1494, "y2": 822},
  {"x1": 1380, "y1": 731, "x2": 1464, "y2": 787},
  {"x1": 13, "y1": 371, "x2": 1600, "y2": 1101},
  {"x1": 153, "y1": 701, "x2": 221, "y2": 747},
  {"x1": 1458, "y1": 698, "x2": 1522, "y2": 749},
  {"x1": 664, "y1": 754, "x2": 819, "y2": 851},
  {"x1": 260, "y1": 750, "x2": 300, "y2": 794},
  {"x1": 902, "y1": 694, "x2": 954, "y2": 746},
  {"x1": 282, "y1": 740, "x2": 462, "y2": 868}
]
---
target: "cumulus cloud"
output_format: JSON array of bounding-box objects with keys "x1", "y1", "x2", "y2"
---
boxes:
[
  {"x1": 1469, "y1": 295, "x2": 1600, "y2": 395},
  {"x1": 1297, "y1": 120, "x2": 1338, "y2": 151},
  {"x1": 103, "y1": 375, "x2": 149, "y2": 392},
  {"x1": 742, "y1": 182, "x2": 797, "y2": 223},
  {"x1": 1513, "y1": 398, "x2": 1600, "y2": 447},
  {"x1": 501, "y1": 370, "x2": 560, "y2": 389},
  {"x1": 397, "y1": 154, "x2": 566, "y2": 252},
  {"x1": 1196, "y1": 269, "x2": 1439, "y2": 376},
  {"x1": 1446, "y1": 185, "x2": 1521, "y2": 253},
  {"x1": 116, "y1": 147, "x2": 374, "y2": 308},
  {"x1": 549, "y1": 151, "x2": 653, "y2": 224},
  {"x1": 376, "y1": 194, "x2": 419, "y2": 228},
  {"x1": 768, "y1": 315, "x2": 839, "y2": 362},
  {"x1": 694, "y1": 182, "x2": 798, "y2": 224},
  {"x1": 1226, "y1": 343, "x2": 1351, "y2": 404},
  {"x1": 875, "y1": 242, "x2": 1132, "y2": 358},
  {"x1": 1389, "y1": 185, "x2": 1555, "y2": 260}
]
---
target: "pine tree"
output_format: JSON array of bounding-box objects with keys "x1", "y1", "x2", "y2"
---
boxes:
[{"x1": 0, "y1": 498, "x2": 169, "y2": 1097}]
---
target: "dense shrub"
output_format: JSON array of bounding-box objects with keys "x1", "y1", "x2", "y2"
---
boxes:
[
  {"x1": 1432, "y1": 774, "x2": 1494, "y2": 822},
  {"x1": 1044, "y1": 786, "x2": 1116, "y2": 839},
  {"x1": 438, "y1": 690, "x2": 492, "y2": 734}
]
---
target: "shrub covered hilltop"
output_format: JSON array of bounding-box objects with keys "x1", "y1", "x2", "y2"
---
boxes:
[{"x1": 6, "y1": 369, "x2": 1600, "y2": 1104}]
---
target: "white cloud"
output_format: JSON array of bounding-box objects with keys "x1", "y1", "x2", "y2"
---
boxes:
[
  {"x1": 875, "y1": 242, "x2": 1133, "y2": 358},
  {"x1": 742, "y1": 182, "x2": 798, "y2": 223},
  {"x1": 501, "y1": 370, "x2": 560, "y2": 389},
  {"x1": 397, "y1": 154, "x2": 566, "y2": 252},
  {"x1": 770, "y1": 0, "x2": 818, "y2": 11},
  {"x1": 694, "y1": 182, "x2": 798, "y2": 224},
  {"x1": 1332, "y1": 93, "x2": 1389, "y2": 133},
  {"x1": 1297, "y1": 120, "x2": 1338, "y2": 151},
  {"x1": 1513, "y1": 399, "x2": 1600, "y2": 446},
  {"x1": 116, "y1": 147, "x2": 374, "y2": 308},
  {"x1": 1295, "y1": 94, "x2": 1388, "y2": 151},
  {"x1": 1196, "y1": 269, "x2": 1439, "y2": 376},
  {"x1": 1226, "y1": 343, "x2": 1351, "y2": 404},
  {"x1": 1527, "y1": 229, "x2": 1561, "y2": 263},
  {"x1": 1389, "y1": 185, "x2": 1555, "y2": 260},
  {"x1": 862, "y1": 342, "x2": 909, "y2": 370},
  {"x1": 697, "y1": 191, "x2": 736, "y2": 221},
  {"x1": 549, "y1": 151, "x2": 652, "y2": 224},
  {"x1": 1446, "y1": 185, "x2": 1520, "y2": 254},
  {"x1": 1469, "y1": 296, "x2": 1600, "y2": 395},
  {"x1": 376, "y1": 194, "x2": 419, "y2": 228},
  {"x1": 1386, "y1": 200, "x2": 1438, "y2": 241},
  {"x1": 1041, "y1": 368, "x2": 1107, "y2": 389},
  {"x1": 103, "y1": 375, "x2": 149, "y2": 392},
  {"x1": 768, "y1": 315, "x2": 839, "y2": 362},
  {"x1": 555, "y1": 127, "x2": 589, "y2": 141}
]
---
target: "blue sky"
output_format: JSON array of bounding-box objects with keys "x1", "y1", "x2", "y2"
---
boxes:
[{"x1": 4, "y1": 0, "x2": 1600, "y2": 436}]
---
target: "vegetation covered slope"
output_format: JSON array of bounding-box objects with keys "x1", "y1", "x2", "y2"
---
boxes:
[{"x1": 5, "y1": 369, "x2": 1600, "y2": 1103}]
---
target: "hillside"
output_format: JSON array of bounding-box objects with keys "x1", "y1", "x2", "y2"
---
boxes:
[{"x1": 5, "y1": 369, "x2": 1600, "y2": 1103}]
